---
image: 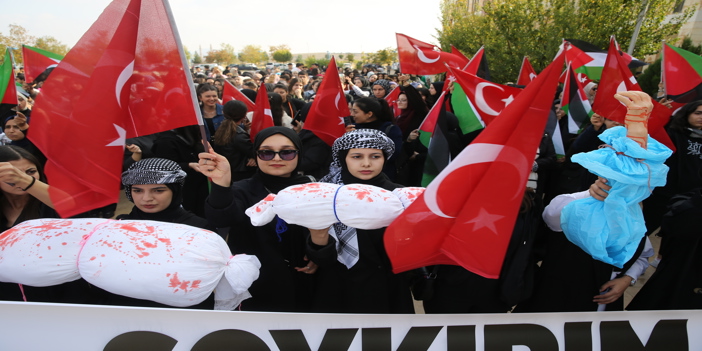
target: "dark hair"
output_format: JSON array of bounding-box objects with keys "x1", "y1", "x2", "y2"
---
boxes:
[
  {"x1": 273, "y1": 83, "x2": 287, "y2": 92},
  {"x1": 669, "y1": 100, "x2": 702, "y2": 134},
  {"x1": 268, "y1": 92, "x2": 285, "y2": 126},
  {"x1": 196, "y1": 83, "x2": 218, "y2": 98},
  {"x1": 287, "y1": 78, "x2": 303, "y2": 95},
  {"x1": 400, "y1": 85, "x2": 428, "y2": 114},
  {"x1": 243, "y1": 81, "x2": 258, "y2": 90},
  {"x1": 0, "y1": 145, "x2": 45, "y2": 225},
  {"x1": 353, "y1": 97, "x2": 394, "y2": 124},
  {"x1": 354, "y1": 76, "x2": 370, "y2": 89},
  {"x1": 214, "y1": 100, "x2": 248, "y2": 146},
  {"x1": 264, "y1": 83, "x2": 276, "y2": 92},
  {"x1": 298, "y1": 70, "x2": 308, "y2": 77}
]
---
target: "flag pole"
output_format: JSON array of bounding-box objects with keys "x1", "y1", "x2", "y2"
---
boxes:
[
  {"x1": 161, "y1": 0, "x2": 210, "y2": 149},
  {"x1": 660, "y1": 40, "x2": 667, "y2": 99}
]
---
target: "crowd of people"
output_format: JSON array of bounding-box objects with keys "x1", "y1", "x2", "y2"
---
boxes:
[{"x1": 0, "y1": 60, "x2": 699, "y2": 314}]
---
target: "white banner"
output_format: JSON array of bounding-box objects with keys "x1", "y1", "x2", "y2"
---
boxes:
[{"x1": 0, "y1": 301, "x2": 699, "y2": 350}]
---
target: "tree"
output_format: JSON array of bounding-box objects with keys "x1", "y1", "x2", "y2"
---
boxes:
[
  {"x1": 346, "y1": 52, "x2": 354, "y2": 62},
  {"x1": 205, "y1": 43, "x2": 236, "y2": 64},
  {"x1": 272, "y1": 49, "x2": 293, "y2": 63},
  {"x1": 269, "y1": 44, "x2": 291, "y2": 56},
  {"x1": 296, "y1": 54, "x2": 303, "y2": 63},
  {"x1": 367, "y1": 48, "x2": 397, "y2": 66},
  {"x1": 0, "y1": 24, "x2": 37, "y2": 64},
  {"x1": 439, "y1": 0, "x2": 693, "y2": 83},
  {"x1": 192, "y1": 51, "x2": 203, "y2": 64},
  {"x1": 238, "y1": 45, "x2": 267, "y2": 64},
  {"x1": 34, "y1": 36, "x2": 70, "y2": 56},
  {"x1": 183, "y1": 45, "x2": 192, "y2": 64}
]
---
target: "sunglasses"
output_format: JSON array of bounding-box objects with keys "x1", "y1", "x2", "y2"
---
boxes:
[{"x1": 256, "y1": 149, "x2": 299, "y2": 161}]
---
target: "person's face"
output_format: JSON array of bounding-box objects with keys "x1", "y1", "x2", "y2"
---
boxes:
[
  {"x1": 199, "y1": 90, "x2": 218, "y2": 108},
  {"x1": 206, "y1": 78, "x2": 215, "y2": 85},
  {"x1": 214, "y1": 81, "x2": 223, "y2": 91},
  {"x1": 397, "y1": 94, "x2": 408, "y2": 110},
  {"x1": 372, "y1": 85, "x2": 386, "y2": 98},
  {"x1": 0, "y1": 158, "x2": 39, "y2": 196},
  {"x1": 603, "y1": 118, "x2": 623, "y2": 129},
  {"x1": 351, "y1": 103, "x2": 376, "y2": 124},
  {"x1": 16, "y1": 96, "x2": 28, "y2": 110},
  {"x1": 233, "y1": 76, "x2": 242, "y2": 86},
  {"x1": 588, "y1": 84, "x2": 598, "y2": 98},
  {"x1": 257, "y1": 134, "x2": 298, "y2": 177},
  {"x1": 353, "y1": 77, "x2": 363, "y2": 88},
  {"x1": 369, "y1": 75, "x2": 377, "y2": 83},
  {"x1": 345, "y1": 148, "x2": 385, "y2": 180},
  {"x1": 688, "y1": 105, "x2": 702, "y2": 129},
  {"x1": 274, "y1": 87, "x2": 288, "y2": 102},
  {"x1": 4, "y1": 119, "x2": 24, "y2": 141},
  {"x1": 299, "y1": 75, "x2": 309, "y2": 84},
  {"x1": 131, "y1": 184, "x2": 173, "y2": 214},
  {"x1": 292, "y1": 82, "x2": 303, "y2": 92},
  {"x1": 429, "y1": 84, "x2": 437, "y2": 95}
]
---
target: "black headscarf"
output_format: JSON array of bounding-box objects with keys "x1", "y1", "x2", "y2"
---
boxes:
[
  {"x1": 120, "y1": 158, "x2": 208, "y2": 228},
  {"x1": 240, "y1": 89, "x2": 257, "y2": 102},
  {"x1": 252, "y1": 126, "x2": 311, "y2": 193}
]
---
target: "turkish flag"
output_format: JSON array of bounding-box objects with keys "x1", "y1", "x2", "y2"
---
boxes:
[
  {"x1": 451, "y1": 45, "x2": 471, "y2": 69},
  {"x1": 450, "y1": 67, "x2": 522, "y2": 126},
  {"x1": 249, "y1": 84, "x2": 274, "y2": 142},
  {"x1": 21, "y1": 45, "x2": 64, "y2": 84},
  {"x1": 593, "y1": 37, "x2": 674, "y2": 151},
  {"x1": 222, "y1": 79, "x2": 255, "y2": 112},
  {"x1": 30, "y1": 0, "x2": 201, "y2": 218},
  {"x1": 516, "y1": 56, "x2": 537, "y2": 86},
  {"x1": 396, "y1": 33, "x2": 468, "y2": 75},
  {"x1": 463, "y1": 46, "x2": 491, "y2": 81},
  {"x1": 385, "y1": 86, "x2": 401, "y2": 117},
  {"x1": 302, "y1": 57, "x2": 349, "y2": 146},
  {"x1": 384, "y1": 52, "x2": 565, "y2": 278}
]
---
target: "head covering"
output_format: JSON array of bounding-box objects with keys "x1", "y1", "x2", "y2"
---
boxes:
[
  {"x1": 431, "y1": 81, "x2": 444, "y2": 92},
  {"x1": 321, "y1": 129, "x2": 395, "y2": 185},
  {"x1": 252, "y1": 126, "x2": 309, "y2": 193},
  {"x1": 240, "y1": 88, "x2": 257, "y2": 102},
  {"x1": 122, "y1": 158, "x2": 186, "y2": 203},
  {"x1": 371, "y1": 79, "x2": 391, "y2": 97}
]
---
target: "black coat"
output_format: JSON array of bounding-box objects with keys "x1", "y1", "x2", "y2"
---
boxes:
[
  {"x1": 205, "y1": 176, "x2": 314, "y2": 312},
  {"x1": 305, "y1": 175, "x2": 414, "y2": 314},
  {"x1": 212, "y1": 126, "x2": 255, "y2": 182}
]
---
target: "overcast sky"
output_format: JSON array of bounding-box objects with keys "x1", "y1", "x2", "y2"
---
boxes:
[{"x1": 1, "y1": 0, "x2": 444, "y2": 56}]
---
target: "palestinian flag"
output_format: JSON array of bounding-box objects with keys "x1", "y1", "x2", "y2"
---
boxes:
[
  {"x1": 420, "y1": 92, "x2": 451, "y2": 186},
  {"x1": 1, "y1": 48, "x2": 17, "y2": 105},
  {"x1": 450, "y1": 84, "x2": 486, "y2": 134},
  {"x1": 564, "y1": 38, "x2": 645, "y2": 82},
  {"x1": 561, "y1": 63, "x2": 593, "y2": 134},
  {"x1": 22, "y1": 45, "x2": 64, "y2": 84},
  {"x1": 662, "y1": 42, "x2": 702, "y2": 103},
  {"x1": 464, "y1": 46, "x2": 491, "y2": 81}
]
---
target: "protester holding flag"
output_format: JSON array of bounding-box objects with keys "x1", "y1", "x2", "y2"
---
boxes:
[
  {"x1": 2, "y1": 112, "x2": 44, "y2": 166},
  {"x1": 195, "y1": 127, "x2": 316, "y2": 312},
  {"x1": 212, "y1": 100, "x2": 256, "y2": 182},
  {"x1": 198, "y1": 84, "x2": 224, "y2": 142},
  {"x1": 349, "y1": 76, "x2": 371, "y2": 101},
  {"x1": 426, "y1": 82, "x2": 444, "y2": 108},
  {"x1": 642, "y1": 101, "x2": 702, "y2": 235},
  {"x1": 268, "y1": 92, "x2": 294, "y2": 128},
  {"x1": 349, "y1": 97, "x2": 403, "y2": 180},
  {"x1": 305, "y1": 129, "x2": 414, "y2": 313}
]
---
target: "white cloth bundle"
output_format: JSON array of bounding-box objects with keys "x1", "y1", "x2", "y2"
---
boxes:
[
  {"x1": 246, "y1": 183, "x2": 425, "y2": 230},
  {"x1": 0, "y1": 218, "x2": 260, "y2": 310}
]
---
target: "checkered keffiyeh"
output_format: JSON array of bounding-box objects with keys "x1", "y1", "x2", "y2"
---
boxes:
[{"x1": 122, "y1": 158, "x2": 186, "y2": 202}]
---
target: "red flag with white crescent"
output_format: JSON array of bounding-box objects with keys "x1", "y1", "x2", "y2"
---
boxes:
[
  {"x1": 302, "y1": 57, "x2": 349, "y2": 146},
  {"x1": 396, "y1": 33, "x2": 468, "y2": 75},
  {"x1": 384, "y1": 52, "x2": 565, "y2": 278},
  {"x1": 30, "y1": 0, "x2": 201, "y2": 217},
  {"x1": 450, "y1": 67, "x2": 522, "y2": 126},
  {"x1": 516, "y1": 56, "x2": 537, "y2": 86}
]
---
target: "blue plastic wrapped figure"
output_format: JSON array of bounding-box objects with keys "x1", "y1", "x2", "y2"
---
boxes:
[{"x1": 561, "y1": 126, "x2": 672, "y2": 267}]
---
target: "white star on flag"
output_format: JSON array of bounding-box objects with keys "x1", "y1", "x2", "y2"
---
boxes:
[
  {"x1": 464, "y1": 208, "x2": 504, "y2": 234},
  {"x1": 502, "y1": 95, "x2": 514, "y2": 106},
  {"x1": 106, "y1": 124, "x2": 126, "y2": 147},
  {"x1": 338, "y1": 116, "x2": 346, "y2": 125}
]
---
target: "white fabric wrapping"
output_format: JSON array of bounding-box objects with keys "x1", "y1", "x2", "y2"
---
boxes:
[
  {"x1": 0, "y1": 219, "x2": 260, "y2": 309},
  {"x1": 246, "y1": 183, "x2": 426, "y2": 230}
]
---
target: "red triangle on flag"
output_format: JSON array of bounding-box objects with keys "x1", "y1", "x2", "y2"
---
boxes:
[
  {"x1": 384, "y1": 52, "x2": 566, "y2": 278},
  {"x1": 516, "y1": 56, "x2": 537, "y2": 86}
]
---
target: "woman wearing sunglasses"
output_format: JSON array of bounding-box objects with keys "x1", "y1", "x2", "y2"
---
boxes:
[{"x1": 194, "y1": 126, "x2": 316, "y2": 312}]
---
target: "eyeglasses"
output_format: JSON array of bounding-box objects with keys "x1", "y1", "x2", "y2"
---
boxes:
[{"x1": 256, "y1": 149, "x2": 299, "y2": 161}]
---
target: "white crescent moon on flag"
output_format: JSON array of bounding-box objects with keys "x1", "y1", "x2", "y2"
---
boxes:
[
  {"x1": 475, "y1": 82, "x2": 505, "y2": 116},
  {"x1": 616, "y1": 81, "x2": 627, "y2": 106},
  {"x1": 423, "y1": 143, "x2": 530, "y2": 218},
  {"x1": 413, "y1": 45, "x2": 440, "y2": 64},
  {"x1": 335, "y1": 92, "x2": 342, "y2": 109},
  {"x1": 116, "y1": 60, "x2": 135, "y2": 108}
]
